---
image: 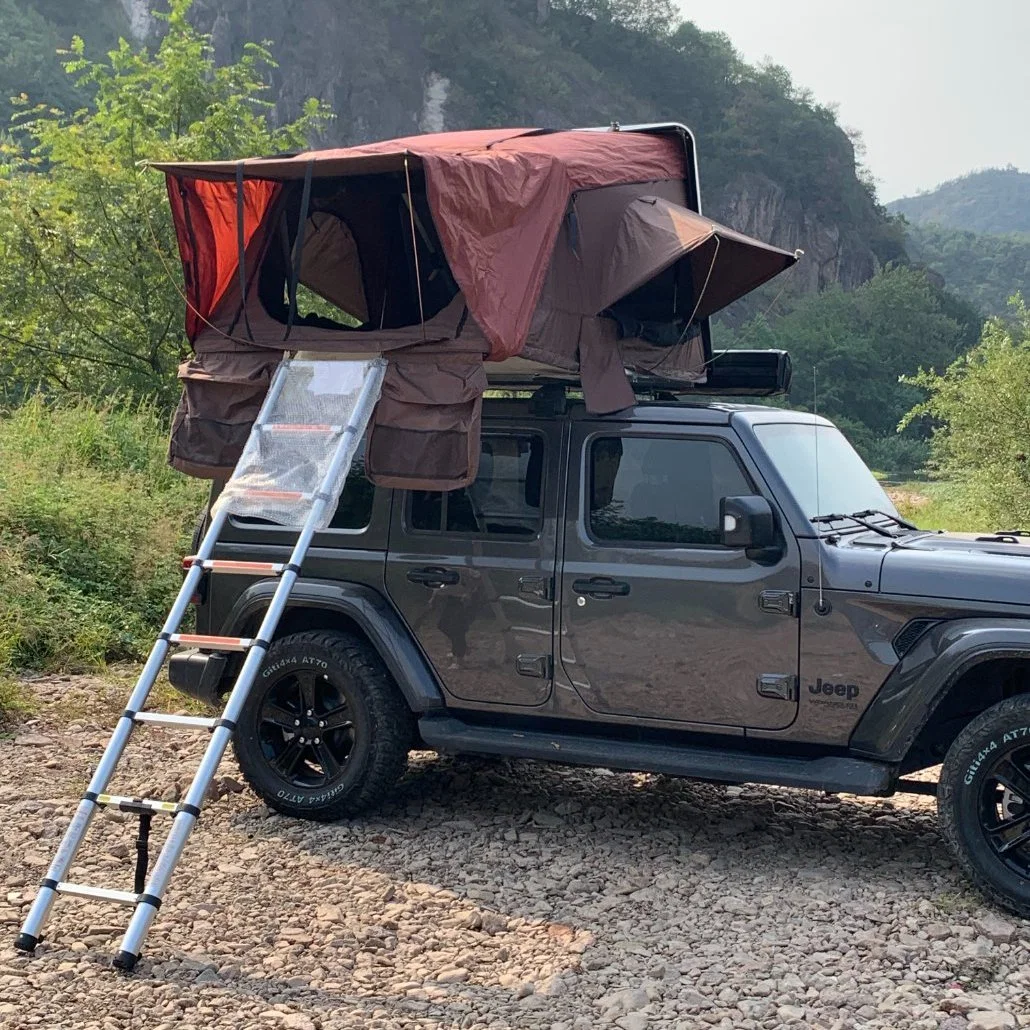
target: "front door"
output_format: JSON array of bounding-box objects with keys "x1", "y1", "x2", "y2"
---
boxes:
[
  {"x1": 386, "y1": 424, "x2": 558, "y2": 707},
  {"x1": 558, "y1": 423, "x2": 801, "y2": 729}
]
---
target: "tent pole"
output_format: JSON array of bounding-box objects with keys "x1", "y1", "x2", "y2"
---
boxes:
[
  {"x1": 404, "y1": 153, "x2": 428, "y2": 344},
  {"x1": 284, "y1": 158, "x2": 315, "y2": 341},
  {"x1": 234, "y1": 161, "x2": 255, "y2": 341}
]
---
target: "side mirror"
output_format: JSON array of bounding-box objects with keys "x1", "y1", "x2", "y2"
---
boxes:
[{"x1": 720, "y1": 495, "x2": 776, "y2": 550}]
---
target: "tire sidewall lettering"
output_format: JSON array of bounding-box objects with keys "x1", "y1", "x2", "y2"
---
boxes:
[
  {"x1": 261, "y1": 655, "x2": 330, "y2": 680},
  {"x1": 964, "y1": 726, "x2": 1030, "y2": 785}
]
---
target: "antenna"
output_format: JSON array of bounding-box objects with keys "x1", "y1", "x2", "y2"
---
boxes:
[{"x1": 813, "y1": 369, "x2": 829, "y2": 616}]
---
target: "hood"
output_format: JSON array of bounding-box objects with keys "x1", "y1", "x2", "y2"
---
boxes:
[{"x1": 880, "y1": 531, "x2": 1030, "y2": 607}]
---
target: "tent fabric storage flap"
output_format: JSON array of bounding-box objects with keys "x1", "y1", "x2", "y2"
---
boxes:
[{"x1": 154, "y1": 126, "x2": 801, "y2": 492}]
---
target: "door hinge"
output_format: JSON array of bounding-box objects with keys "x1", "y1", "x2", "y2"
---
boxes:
[
  {"x1": 518, "y1": 576, "x2": 554, "y2": 601},
  {"x1": 758, "y1": 589, "x2": 797, "y2": 617},
  {"x1": 515, "y1": 654, "x2": 552, "y2": 679},
  {"x1": 756, "y1": 673, "x2": 798, "y2": 702}
]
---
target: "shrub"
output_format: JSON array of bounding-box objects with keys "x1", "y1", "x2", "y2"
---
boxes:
[
  {"x1": 903, "y1": 297, "x2": 1030, "y2": 529},
  {"x1": 0, "y1": 396, "x2": 205, "y2": 673}
]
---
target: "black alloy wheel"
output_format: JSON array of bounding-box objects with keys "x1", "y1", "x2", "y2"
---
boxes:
[
  {"x1": 977, "y1": 744, "x2": 1030, "y2": 879},
  {"x1": 258, "y1": 667, "x2": 356, "y2": 789},
  {"x1": 939, "y1": 694, "x2": 1030, "y2": 917}
]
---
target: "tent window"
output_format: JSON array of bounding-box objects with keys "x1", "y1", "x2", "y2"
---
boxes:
[
  {"x1": 409, "y1": 434, "x2": 544, "y2": 537},
  {"x1": 588, "y1": 436, "x2": 752, "y2": 547}
]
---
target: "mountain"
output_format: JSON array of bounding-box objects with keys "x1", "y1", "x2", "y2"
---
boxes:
[
  {"x1": 1, "y1": 0, "x2": 905, "y2": 313},
  {"x1": 905, "y1": 222, "x2": 1030, "y2": 319},
  {"x1": 889, "y1": 168, "x2": 1030, "y2": 236}
]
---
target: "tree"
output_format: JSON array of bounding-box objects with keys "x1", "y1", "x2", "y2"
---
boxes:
[
  {"x1": 903, "y1": 297, "x2": 1030, "y2": 525},
  {"x1": 552, "y1": 0, "x2": 677, "y2": 36},
  {"x1": 0, "y1": 0, "x2": 328, "y2": 405},
  {"x1": 723, "y1": 266, "x2": 982, "y2": 474}
]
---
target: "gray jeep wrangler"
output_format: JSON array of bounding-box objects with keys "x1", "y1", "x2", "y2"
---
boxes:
[{"x1": 171, "y1": 364, "x2": 1030, "y2": 917}]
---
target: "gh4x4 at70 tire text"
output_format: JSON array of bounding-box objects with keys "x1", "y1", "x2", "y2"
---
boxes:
[
  {"x1": 232, "y1": 630, "x2": 415, "y2": 821},
  {"x1": 938, "y1": 695, "x2": 1030, "y2": 919}
]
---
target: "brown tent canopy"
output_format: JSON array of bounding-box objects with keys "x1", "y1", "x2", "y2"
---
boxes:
[{"x1": 155, "y1": 126, "x2": 798, "y2": 487}]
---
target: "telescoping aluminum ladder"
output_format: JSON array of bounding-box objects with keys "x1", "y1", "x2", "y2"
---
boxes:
[{"x1": 15, "y1": 357, "x2": 386, "y2": 972}]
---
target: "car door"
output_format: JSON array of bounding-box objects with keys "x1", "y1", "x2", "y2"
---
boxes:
[
  {"x1": 558, "y1": 421, "x2": 801, "y2": 730},
  {"x1": 385, "y1": 423, "x2": 559, "y2": 707}
]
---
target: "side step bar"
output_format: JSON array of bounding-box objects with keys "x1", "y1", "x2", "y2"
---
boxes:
[{"x1": 417, "y1": 715, "x2": 896, "y2": 796}]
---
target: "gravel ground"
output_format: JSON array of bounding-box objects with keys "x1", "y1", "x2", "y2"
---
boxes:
[{"x1": 1, "y1": 673, "x2": 1028, "y2": 1030}]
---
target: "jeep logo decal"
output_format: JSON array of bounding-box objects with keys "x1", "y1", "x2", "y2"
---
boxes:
[{"x1": 808, "y1": 678, "x2": 860, "y2": 701}]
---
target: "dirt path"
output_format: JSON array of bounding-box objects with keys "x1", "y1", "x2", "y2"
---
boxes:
[{"x1": 0, "y1": 674, "x2": 1028, "y2": 1029}]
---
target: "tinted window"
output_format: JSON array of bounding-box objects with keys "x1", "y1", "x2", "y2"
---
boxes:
[
  {"x1": 589, "y1": 436, "x2": 751, "y2": 546},
  {"x1": 328, "y1": 452, "x2": 375, "y2": 529},
  {"x1": 410, "y1": 435, "x2": 543, "y2": 537}
]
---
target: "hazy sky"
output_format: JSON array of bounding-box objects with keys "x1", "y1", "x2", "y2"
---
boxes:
[{"x1": 676, "y1": 0, "x2": 1030, "y2": 201}]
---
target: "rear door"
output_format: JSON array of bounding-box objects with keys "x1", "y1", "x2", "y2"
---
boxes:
[
  {"x1": 558, "y1": 421, "x2": 801, "y2": 729},
  {"x1": 385, "y1": 422, "x2": 560, "y2": 707}
]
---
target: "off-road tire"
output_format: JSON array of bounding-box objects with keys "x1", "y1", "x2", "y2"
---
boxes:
[
  {"x1": 233, "y1": 630, "x2": 415, "y2": 821},
  {"x1": 938, "y1": 694, "x2": 1030, "y2": 918}
]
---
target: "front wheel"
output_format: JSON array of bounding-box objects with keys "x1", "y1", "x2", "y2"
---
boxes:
[
  {"x1": 233, "y1": 630, "x2": 415, "y2": 821},
  {"x1": 938, "y1": 694, "x2": 1030, "y2": 917}
]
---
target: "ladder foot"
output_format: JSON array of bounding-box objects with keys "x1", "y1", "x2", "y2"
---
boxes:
[
  {"x1": 112, "y1": 949, "x2": 139, "y2": 973},
  {"x1": 14, "y1": 932, "x2": 39, "y2": 954}
]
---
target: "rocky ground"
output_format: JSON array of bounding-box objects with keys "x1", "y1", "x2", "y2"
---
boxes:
[{"x1": 0, "y1": 674, "x2": 1028, "y2": 1030}]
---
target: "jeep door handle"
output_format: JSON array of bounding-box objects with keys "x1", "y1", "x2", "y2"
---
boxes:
[
  {"x1": 572, "y1": 577, "x2": 630, "y2": 599},
  {"x1": 407, "y1": 566, "x2": 460, "y2": 588}
]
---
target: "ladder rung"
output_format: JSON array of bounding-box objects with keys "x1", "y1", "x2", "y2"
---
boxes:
[
  {"x1": 183, "y1": 557, "x2": 285, "y2": 576},
  {"x1": 56, "y1": 883, "x2": 139, "y2": 906},
  {"x1": 257, "y1": 423, "x2": 343, "y2": 433},
  {"x1": 132, "y1": 712, "x2": 218, "y2": 730},
  {"x1": 95, "y1": 794, "x2": 180, "y2": 815},
  {"x1": 230, "y1": 488, "x2": 308, "y2": 502},
  {"x1": 168, "y1": 634, "x2": 252, "y2": 652}
]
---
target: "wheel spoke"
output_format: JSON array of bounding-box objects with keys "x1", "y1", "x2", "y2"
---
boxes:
[
  {"x1": 321, "y1": 703, "x2": 353, "y2": 731},
  {"x1": 261, "y1": 701, "x2": 298, "y2": 732},
  {"x1": 297, "y1": 672, "x2": 317, "y2": 715},
  {"x1": 993, "y1": 757, "x2": 1030, "y2": 804},
  {"x1": 274, "y1": 738, "x2": 306, "y2": 778},
  {"x1": 313, "y1": 741, "x2": 342, "y2": 779},
  {"x1": 989, "y1": 809, "x2": 1030, "y2": 854}
]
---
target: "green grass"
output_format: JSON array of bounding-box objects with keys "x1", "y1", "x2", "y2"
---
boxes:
[
  {"x1": 0, "y1": 395, "x2": 206, "y2": 678},
  {"x1": 887, "y1": 480, "x2": 991, "y2": 534}
]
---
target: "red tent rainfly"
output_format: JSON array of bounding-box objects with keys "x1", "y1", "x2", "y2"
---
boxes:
[{"x1": 153, "y1": 127, "x2": 799, "y2": 489}]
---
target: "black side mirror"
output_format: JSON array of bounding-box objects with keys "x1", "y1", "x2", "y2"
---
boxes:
[{"x1": 720, "y1": 495, "x2": 776, "y2": 549}]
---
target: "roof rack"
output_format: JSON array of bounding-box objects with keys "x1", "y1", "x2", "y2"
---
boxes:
[{"x1": 486, "y1": 350, "x2": 792, "y2": 400}]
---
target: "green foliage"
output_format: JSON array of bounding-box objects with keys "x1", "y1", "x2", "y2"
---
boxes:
[
  {"x1": 0, "y1": 395, "x2": 206, "y2": 673},
  {"x1": 725, "y1": 266, "x2": 983, "y2": 476},
  {"x1": 906, "y1": 221, "x2": 1030, "y2": 320},
  {"x1": 889, "y1": 167, "x2": 1030, "y2": 235},
  {"x1": 0, "y1": 0, "x2": 328, "y2": 404},
  {"x1": 552, "y1": 0, "x2": 676, "y2": 35},
  {"x1": 902, "y1": 298, "x2": 1030, "y2": 528}
]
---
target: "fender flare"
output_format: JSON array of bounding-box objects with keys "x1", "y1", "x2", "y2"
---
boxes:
[
  {"x1": 851, "y1": 618, "x2": 1030, "y2": 762},
  {"x1": 221, "y1": 578, "x2": 445, "y2": 713}
]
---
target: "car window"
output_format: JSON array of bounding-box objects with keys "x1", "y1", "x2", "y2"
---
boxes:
[
  {"x1": 328, "y1": 450, "x2": 375, "y2": 530},
  {"x1": 410, "y1": 434, "x2": 544, "y2": 537},
  {"x1": 588, "y1": 436, "x2": 752, "y2": 546}
]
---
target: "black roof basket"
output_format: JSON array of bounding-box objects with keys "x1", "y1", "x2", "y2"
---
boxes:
[{"x1": 491, "y1": 350, "x2": 792, "y2": 402}]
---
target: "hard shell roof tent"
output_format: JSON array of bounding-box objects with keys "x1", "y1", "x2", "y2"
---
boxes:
[{"x1": 153, "y1": 123, "x2": 799, "y2": 489}]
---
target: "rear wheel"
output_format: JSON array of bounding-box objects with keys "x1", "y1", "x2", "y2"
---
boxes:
[
  {"x1": 938, "y1": 694, "x2": 1030, "y2": 917},
  {"x1": 233, "y1": 630, "x2": 414, "y2": 821}
]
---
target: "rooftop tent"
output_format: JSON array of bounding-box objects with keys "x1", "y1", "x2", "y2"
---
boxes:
[{"x1": 154, "y1": 126, "x2": 799, "y2": 488}]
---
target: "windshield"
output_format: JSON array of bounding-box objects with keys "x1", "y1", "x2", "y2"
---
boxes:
[{"x1": 752, "y1": 422, "x2": 898, "y2": 521}]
